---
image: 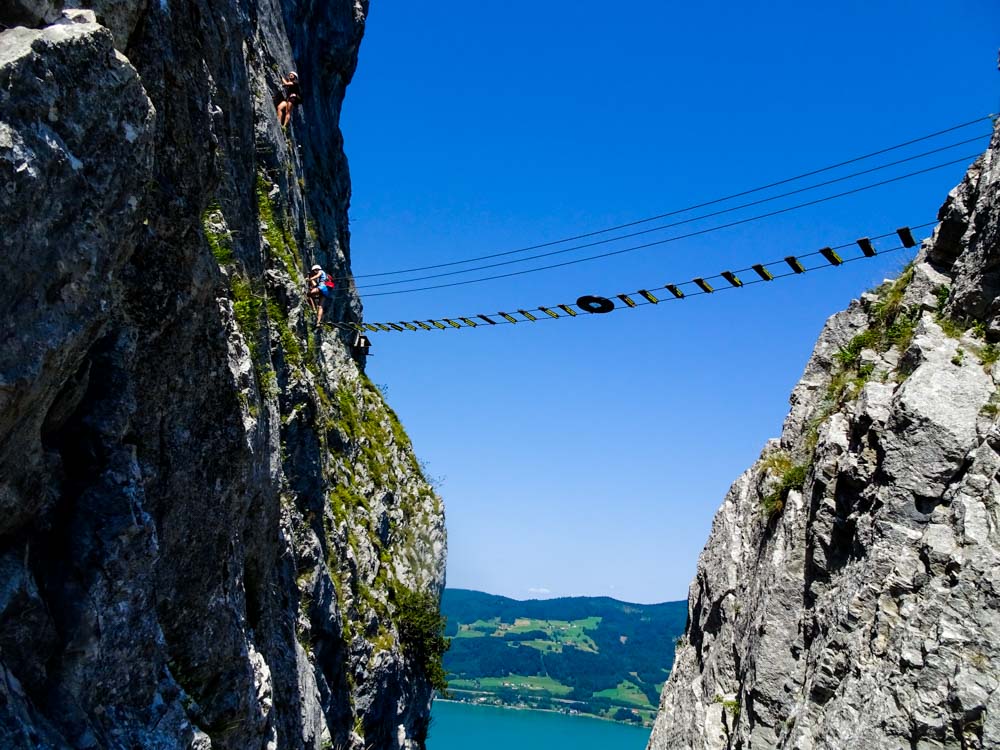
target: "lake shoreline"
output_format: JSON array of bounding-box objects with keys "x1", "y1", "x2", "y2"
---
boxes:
[
  {"x1": 433, "y1": 696, "x2": 651, "y2": 728},
  {"x1": 428, "y1": 700, "x2": 651, "y2": 750}
]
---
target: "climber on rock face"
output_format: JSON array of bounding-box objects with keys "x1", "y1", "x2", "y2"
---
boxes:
[
  {"x1": 276, "y1": 71, "x2": 301, "y2": 128},
  {"x1": 277, "y1": 93, "x2": 300, "y2": 128},
  {"x1": 307, "y1": 263, "x2": 334, "y2": 327},
  {"x1": 282, "y1": 71, "x2": 301, "y2": 100}
]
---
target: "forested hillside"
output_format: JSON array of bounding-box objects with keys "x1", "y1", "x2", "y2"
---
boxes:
[{"x1": 441, "y1": 589, "x2": 686, "y2": 725}]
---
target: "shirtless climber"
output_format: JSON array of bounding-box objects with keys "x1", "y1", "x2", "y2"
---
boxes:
[
  {"x1": 276, "y1": 71, "x2": 301, "y2": 128},
  {"x1": 277, "y1": 93, "x2": 300, "y2": 128},
  {"x1": 282, "y1": 71, "x2": 301, "y2": 99}
]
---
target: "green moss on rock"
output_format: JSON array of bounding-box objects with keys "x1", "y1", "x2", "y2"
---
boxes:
[
  {"x1": 202, "y1": 202, "x2": 234, "y2": 265},
  {"x1": 311, "y1": 368, "x2": 444, "y2": 702},
  {"x1": 229, "y1": 273, "x2": 278, "y2": 402},
  {"x1": 256, "y1": 173, "x2": 302, "y2": 283}
]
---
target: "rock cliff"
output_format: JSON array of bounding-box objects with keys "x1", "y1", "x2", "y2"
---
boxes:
[
  {"x1": 0, "y1": 2, "x2": 446, "y2": 749},
  {"x1": 648, "y1": 121, "x2": 1000, "y2": 749}
]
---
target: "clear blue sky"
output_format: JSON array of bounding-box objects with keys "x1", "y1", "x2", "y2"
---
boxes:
[{"x1": 339, "y1": 0, "x2": 999, "y2": 603}]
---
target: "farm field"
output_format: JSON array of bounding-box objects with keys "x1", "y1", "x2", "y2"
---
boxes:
[{"x1": 441, "y1": 589, "x2": 686, "y2": 725}]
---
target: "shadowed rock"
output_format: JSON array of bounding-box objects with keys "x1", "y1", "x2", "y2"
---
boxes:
[{"x1": 0, "y1": 2, "x2": 445, "y2": 749}]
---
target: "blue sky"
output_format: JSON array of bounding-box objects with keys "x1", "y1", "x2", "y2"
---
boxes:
[{"x1": 339, "y1": 1, "x2": 999, "y2": 603}]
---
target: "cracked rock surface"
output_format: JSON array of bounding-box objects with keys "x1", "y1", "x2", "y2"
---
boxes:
[
  {"x1": 0, "y1": 1, "x2": 445, "y2": 749},
  {"x1": 648, "y1": 121, "x2": 1000, "y2": 750}
]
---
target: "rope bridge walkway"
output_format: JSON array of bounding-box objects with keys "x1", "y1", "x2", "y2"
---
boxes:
[
  {"x1": 334, "y1": 225, "x2": 927, "y2": 335},
  {"x1": 330, "y1": 115, "x2": 996, "y2": 342}
]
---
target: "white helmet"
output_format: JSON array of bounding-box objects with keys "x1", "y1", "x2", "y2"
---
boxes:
[{"x1": 311, "y1": 264, "x2": 322, "y2": 272}]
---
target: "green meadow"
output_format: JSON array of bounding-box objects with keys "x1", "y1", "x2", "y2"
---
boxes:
[{"x1": 441, "y1": 590, "x2": 686, "y2": 725}]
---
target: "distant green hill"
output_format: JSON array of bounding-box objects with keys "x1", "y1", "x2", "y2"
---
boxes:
[{"x1": 440, "y1": 589, "x2": 687, "y2": 725}]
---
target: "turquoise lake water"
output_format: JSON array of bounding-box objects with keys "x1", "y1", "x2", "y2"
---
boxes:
[{"x1": 427, "y1": 701, "x2": 651, "y2": 750}]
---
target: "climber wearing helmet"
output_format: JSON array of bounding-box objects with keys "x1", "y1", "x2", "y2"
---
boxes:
[
  {"x1": 282, "y1": 71, "x2": 301, "y2": 99},
  {"x1": 307, "y1": 263, "x2": 335, "y2": 327}
]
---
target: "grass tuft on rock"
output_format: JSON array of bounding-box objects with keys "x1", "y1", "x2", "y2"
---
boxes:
[
  {"x1": 256, "y1": 173, "x2": 302, "y2": 283},
  {"x1": 979, "y1": 343, "x2": 999, "y2": 370},
  {"x1": 934, "y1": 283, "x2": 988, "y2": 340},
  {"x1": 712, "y1": 694, "x2": 740, "y2": 718},
  {"x1": 761, "y1": 454, "x2": 808, "y2": 518},
  {"x1": 796, "y1": 263, "x2": 929, "y2": 505},
  {"x1": 836, "y1": 266, "x2": 919, "y2": 370},
  {"x1": 202, "y1": 202, "x2": 235, "y2": 265}
]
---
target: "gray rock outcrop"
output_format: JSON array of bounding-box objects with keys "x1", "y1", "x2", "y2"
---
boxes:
[
  {"x1": 647, "y1": 121, "x2": 1000, "y2": 749},
  {"x1": 0, "y1": 2, "x2": 445, "y2": 749}
]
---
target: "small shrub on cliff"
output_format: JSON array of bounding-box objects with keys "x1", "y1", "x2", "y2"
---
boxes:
[
  {"x1": 712, "y1": 694, "x2": 740, "y2": 718},
  {"x1": 258, "y1": 367, "x2": 279, "y2": 399},
  {"x1": 833, "y1": 329, "x2": 880, "y2": 369},
  {"x1": 825, "y1": 364, "x2": 875, "y2": 409},
  {"x1": 886, "y1": 311, "x2": 918, "y2": 353},
  {"x1": 230, "y1": 274, "x2": 263, "y2": 352},
  {"x1": 229, "y1": 273, "x2": 280, "y2": 401},
  {"x1": 937, "y1": 314, "x2": 969, "y2": 339},
  {"x1": 762, "y1": 462, "x2": 808, "y2": 518},
  {"x1": 980, "y1": 343, "x2": 999, "y2": 370},
  {"x1": 393, "y1": 585, "x2": 450, "y2": 694},
  {"x1": 836, "y1": 303, "x2": 918, "y2": 371},
  {"x1": 760, "y1": 451, "x2": 794, "y2": 476},
  {"x1": 934, "y1": 284, "x2": 951, "y2": 314},
  {"x1": 873, "y1": 264, "x2": 914, "y2": 325},
  {"x1": 813, "y1": 268, "x2": 925, "y2": 455},
  {"x1": 831, "y1": 266, "x2": 918, "y2": 394}
]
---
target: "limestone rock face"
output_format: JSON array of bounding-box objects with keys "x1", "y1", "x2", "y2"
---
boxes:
[
  {"x1": 0, "y1": 2, "x2": 445, "y2": 749},
  {"x1": 648, "y1": 121, "x2": 1000, "y2": 750},
  {"x1": 0, "y1": 16, "x2": 155, "y2": 540}
]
